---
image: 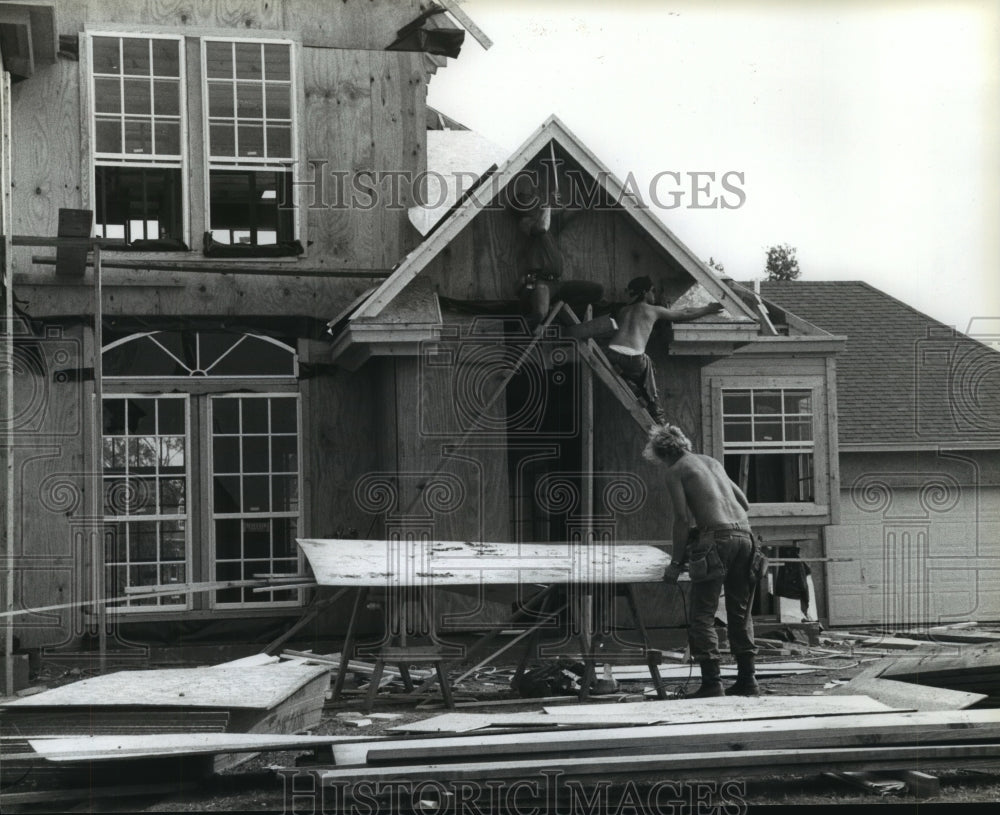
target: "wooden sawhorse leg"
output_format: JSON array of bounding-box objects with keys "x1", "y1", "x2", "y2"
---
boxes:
[{"x1": 330, "y1": 586, "x2": 369, "y2": 703}]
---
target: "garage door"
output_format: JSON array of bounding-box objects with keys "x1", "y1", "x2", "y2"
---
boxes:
[{"x1": 825, "y1": 487, "x2": 1000, "y2": 626}]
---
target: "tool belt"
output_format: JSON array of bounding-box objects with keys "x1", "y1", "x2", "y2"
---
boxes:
[
  {"x1": 749, "y1": 534, "x2": 769, "y2": 583},
  {"x1": 688, "y1": 527, "x2": 766, "y2": 584}
]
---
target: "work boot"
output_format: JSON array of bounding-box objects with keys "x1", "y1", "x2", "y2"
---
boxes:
[
  {"x1": 685, "y1": 660, "x2": 724, "y2": 698},
  {"x1": 725, "y1": 654, "x2": 760, "y2": 696}
]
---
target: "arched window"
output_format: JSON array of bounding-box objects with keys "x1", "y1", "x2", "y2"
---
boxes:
[
  {"x1": 101, "y1": 329, "x2": 301, "y2": 614},
  {"x1": 103, "y1": 330, "x2": 297, "y2": 378}
]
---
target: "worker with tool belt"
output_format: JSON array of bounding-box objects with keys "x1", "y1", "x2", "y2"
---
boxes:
[{"x1": 644, "y1": 424, "x2": 768, "y2": 698}]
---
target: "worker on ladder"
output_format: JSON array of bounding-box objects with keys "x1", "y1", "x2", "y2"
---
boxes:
[{"x1": 606, "y1": 277, "x2": 723, "y2": 423}]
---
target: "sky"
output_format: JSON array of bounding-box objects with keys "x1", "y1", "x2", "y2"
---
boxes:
[{"x1": 427, "y1": 0, "x2": 1000, "y2": 339}]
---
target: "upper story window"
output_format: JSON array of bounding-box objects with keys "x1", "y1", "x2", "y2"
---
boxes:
[
  {"x1": 85, "y1": 32, "x2": 300, "y2": 256},
  {"x1": 90, "y1": 34, "x2": 187, "y2": 249},
  {"x1": 203, "y1": 39, "x2": 296, "y2": 251},
  {"x1": 721, "y1": 388, "x2": 815, "y2": 503}
]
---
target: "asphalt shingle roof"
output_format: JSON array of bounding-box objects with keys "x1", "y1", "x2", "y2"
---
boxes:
[{"x1": 756, "y1": 281, "x2": 1000, "y2": 448}]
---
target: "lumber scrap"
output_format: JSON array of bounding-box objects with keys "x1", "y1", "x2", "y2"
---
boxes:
[
  {"x1": 0, "y1": 709, "x2": 231, "y2": 737},
  {"x1": 389, "y1": 712, "x2": 658, "y2": 733},
  {"x1": 880, "y1": 642, "x2": 1000, "y2": 686},
  {"x1": 361, "y1": 709, "x2": 1000, "y2": 766},
  {"x1": 396, "y1": 695, "x2": 901, "y2": 733},
  {"x1": 20, "y1": 732, "x2": 377, "y2": 763},
  {"x1": 310, "y1": 743, "x2": 1000, "y2": 785},
  {"x1": 281, "y1": 650, "x2": 434, "y2": 680},
  {"x1": 546, "y1": 694, "x2": 900, "y2": 719},
  {"x1": 0, "y1": 664, "x2": 328, "y2": 710},
  {"x1": 212, "y1": 654, "x2": 280, "y2": 668},
  {"x1": 901, "y1": 629, "x2": 1000, "y2": 645},
  {"x1": 827, "y1": 675, "x2": 986, "y2": 710},
  {"x1": 296, "y1": 538, "x2": 669, "y2": 586},
  {"x1": 612, "y1": 661, "x2": 817, "y2": 681}
]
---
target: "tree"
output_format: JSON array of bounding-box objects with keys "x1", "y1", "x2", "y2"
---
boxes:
[{"x1": 765, "y1": 243, "x2": 801, "y2": 281}]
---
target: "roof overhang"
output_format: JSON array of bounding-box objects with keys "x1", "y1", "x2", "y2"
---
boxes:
[
  {"x1": 329, "y1": 277, "x2": 442, "y2": 370},
  {"x1": 668, "y1": 321, "x2": 760, "y2": 355},
  {"x1": 0, "y1": 2, "x2": 57, "y2": 82}
]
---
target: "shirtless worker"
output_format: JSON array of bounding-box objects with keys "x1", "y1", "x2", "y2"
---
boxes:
[
  {"x1": 644, "y1": 424, "x2": 766, "y2": 698},
  {"x1": 606, "y1": 276, "x2": 724, "y2": 423}
]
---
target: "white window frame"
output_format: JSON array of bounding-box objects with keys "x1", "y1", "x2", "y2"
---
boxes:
[
  {"x1": 208, "y1": 393, "x2": 303, "y2": 610},
  {"x1": 200, "y1": 36, "x2": 300, "y2": 246},
  {"x1": 102, "y1": 333, "x2": 304, "y2": 614},
  {"x1": 709, "y1": 375, "x2": 829, "y2": 514},
  {"x1": 101, "y1": 393, "x2": 193, "y2": 613},
  {"x1": 86, "y1": 31, "x2": 190, "y2": 246}
]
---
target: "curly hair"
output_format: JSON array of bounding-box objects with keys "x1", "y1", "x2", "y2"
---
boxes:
[{"x1": 643, "y1": 423, "x2": 692, "y2": 463}]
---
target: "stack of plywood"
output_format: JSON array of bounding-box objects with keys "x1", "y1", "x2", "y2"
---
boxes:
[{"x1": 0, "y1": 659, "x2": 329, "y2": 805}]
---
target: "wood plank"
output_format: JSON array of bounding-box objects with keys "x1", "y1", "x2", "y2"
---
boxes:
[
  {"x1": 23, "y1": 732, "x2": 372, "y2": 764},
  {"x1": 316, "y1": 742, "x2": 1000, "y2": 785},
  {"x1": 17, "y1": 270, "x2": 368, "y2": 320},
  {"x1": 880, "y1": 643, "x2": 1000, "y2": 681},
  {"x1": 437, "y1": 0, "x2": 493, "y2": 49},
  {"x1": 580, "y1": 339, "x2": 654, "y2": 431},
  {"x1": 612, "y1": 661, "x2": 818, "y2": 681},
  {"x1": 899, "y1": 628, "x2": 1000, "y2": 645},
  {"x1": 0, "y1": 664, "x2": 329, "y2": 710},
  {"x1": 297, "y1": 539, "x2": 669, "y2": 586},
  {"x1": 828, "y1": 675, "x2": 986, "y2": 711},
  {"x1": 547, "y1": 694, "x2": 898, "y2": 720},
  {"x1": 389, "y1": 712, "x2": 659, "y2": 733},
  {"x1": 211, "y1": 654, "x2": 280, "y2": 668},
  {"x1": 0, "y1": 709, "x2": 230, "y2": 737},
  {"x1": 364, "y1": 709, "x2": 1000, "y2": 765},
  {"x1": 395, "y1": 696, "x2": 900, "y2": 733}
]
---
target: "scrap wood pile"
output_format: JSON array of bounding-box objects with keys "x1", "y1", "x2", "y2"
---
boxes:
[
  {"x1": 275, "y1": 696, "x2": 1000, "y2": 808},
  {"x1": 0, "y1": 654, "x2": 330, "y2": 807},
  {"x1": 3, "y1": 632, "x2": 1000, "y2": 809}
]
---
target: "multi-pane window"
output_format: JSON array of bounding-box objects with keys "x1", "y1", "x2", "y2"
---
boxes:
[
  {"x1": 203, "y1": 39, "x2": 295, "y2": 246},
  {"x1": 102, "y1": 395, "x2": 189, "y2": 609},
  {"x1": 211, "y1": 395, "x2": 300, "y2": 606},
  {"x1": 101, "y1": 333, "x2": 301, "y2": 612},
  {"x1": 90, "y1": 35, "x2": 186, "y2": 246},
  {"x1": 87, "y1": 34, "x2": 299, "y2": 253},
  {"x1": 722, "y1": 388, "x2": 815, "y2": 503}
]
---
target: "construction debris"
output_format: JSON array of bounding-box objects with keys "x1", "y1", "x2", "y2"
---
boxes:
[
  {"x1": 0, "y1": 656, "x2": 331, "y2": 804},
  {"x1": 3, "y1": 633, "x2": 1000, "y2": 810},
  {"x1": 388, "y1": 696, "x2": 900, "y2": 733}
]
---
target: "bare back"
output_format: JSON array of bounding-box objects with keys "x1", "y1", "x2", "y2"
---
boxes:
[
  {"x1": 609, "y1": 301, "x2": 660, "y2": 353},
  {"x1": 667, "y1": 453, "x2": 748, "y2": 528}
]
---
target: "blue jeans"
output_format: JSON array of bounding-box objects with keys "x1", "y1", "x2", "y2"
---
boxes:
[{"x1": 687, "y1": 526, "x2": 758, "y2": 661}]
